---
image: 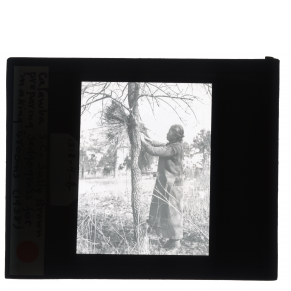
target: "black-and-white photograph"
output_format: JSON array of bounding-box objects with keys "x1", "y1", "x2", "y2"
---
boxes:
[{"x1": 77, "y1": 82, "x2": 212, "y2": 255}]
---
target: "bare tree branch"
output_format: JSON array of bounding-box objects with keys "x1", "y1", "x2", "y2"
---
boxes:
[
  {"x1": 139, "y1": 94, "x2": 194, "y2": 101},
  {"x1": 180, "y1": 99, "x2": 198, "y2": 122},
  {"x1": 81, "y1": 81, "x2": 211, "y2": 125},
  {"x1": 85, "y1": 82, "x2": 111, "y2": 105},
  {"x1": 155, "y1": 97, "x2": 186, "y2": 125},
  {"x1": 81, "y1": 95, "x2": 111, "y2": 107},
  {"x1": 147, "y1": 82, "x2": 197, "y2": 99},
  {"x1": 82, "y1": 93, "x2": 130, "y2": 113}
]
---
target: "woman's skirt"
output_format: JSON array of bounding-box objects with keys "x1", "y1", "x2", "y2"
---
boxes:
[{"x1": 147, "y1": 175, "x2": 184, "y2": 239}]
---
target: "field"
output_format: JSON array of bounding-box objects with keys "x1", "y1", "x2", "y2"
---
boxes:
[{"x1": 77, "y1": 172, "x2": 209, "y2": 255}]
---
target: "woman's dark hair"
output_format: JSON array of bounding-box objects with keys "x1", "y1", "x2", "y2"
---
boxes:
[{"x1": 170, "y1": 124, "x2": 184, "y2": 142}]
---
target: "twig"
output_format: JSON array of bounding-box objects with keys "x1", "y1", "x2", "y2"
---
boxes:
[
  {"x1": 185, "y1": 218, "x2": 209, "y2": 240},
  {"x1": 88, "y1": 215, "x2": 120, "y2": 253},
  {"x1": 140, "y1": 94, "x2": 194, "y2": 101},
  {"x1": 155, "y1": 97, "x2": 186, "y2": 125}
]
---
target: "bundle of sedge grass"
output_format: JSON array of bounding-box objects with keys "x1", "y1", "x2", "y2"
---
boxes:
[{"x1": 103, "y1": 101, "x2": 154, "y2": 171}]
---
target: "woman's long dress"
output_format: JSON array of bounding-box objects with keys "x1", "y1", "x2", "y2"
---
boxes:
[{"x1": 143, "y1": 140, "x2": 184, "y2": 240}]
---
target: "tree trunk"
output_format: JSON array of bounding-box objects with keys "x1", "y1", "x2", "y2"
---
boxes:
[{"x1": 127, "y1": 82, "x2": 149, "y2": 254}]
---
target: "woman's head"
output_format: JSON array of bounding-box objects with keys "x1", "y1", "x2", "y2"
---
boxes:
[{"x1": 167, "y1": 124, "x2": 184, "y2": 142}]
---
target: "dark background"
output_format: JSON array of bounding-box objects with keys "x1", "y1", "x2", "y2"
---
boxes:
[{"x1": 6, "y1": 58, "x2": 278, "y2": 280}]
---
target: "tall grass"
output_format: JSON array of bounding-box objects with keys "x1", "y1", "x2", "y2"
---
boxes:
[{"x1": 77, "y1": 171, "x2": 209, "y2": 255}]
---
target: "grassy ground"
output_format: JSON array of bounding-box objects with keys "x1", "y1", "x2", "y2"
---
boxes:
[{"x1": 77, "y1": 173, "x2": 209, "y2": 255}]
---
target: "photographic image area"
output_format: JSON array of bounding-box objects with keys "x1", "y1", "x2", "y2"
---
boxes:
[{"x1": 77, "y1": 82, "x2": 212, "y2": 255}]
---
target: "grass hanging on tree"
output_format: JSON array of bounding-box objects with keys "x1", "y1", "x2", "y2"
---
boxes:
[{"x1": 103, "y1": 100, "x2": 154, "y2": 171}]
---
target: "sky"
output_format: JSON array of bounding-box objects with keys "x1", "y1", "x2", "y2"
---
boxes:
[{"x1": 81, "y1": 83, "x2": 212, "y2": 145}]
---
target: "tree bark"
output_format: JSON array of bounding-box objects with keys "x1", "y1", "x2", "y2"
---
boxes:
[{"x1": 127, "y1": 82, "x2": 149, "y2": 254}]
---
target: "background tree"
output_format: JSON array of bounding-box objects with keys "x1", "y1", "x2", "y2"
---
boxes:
[
  {"x1": 79, "y1": 130, "x2": 104, "y2": 178},
  {"x1": 81, "y1": 82, "x2": 211, "y2": 253},
  {"x1": 121, "y1": 155, "x2": 131, "y2": 171},
  {"x1": 183, "y1": 141, "x2": 191, "y2": 156},
  {"x1": 102, "y1": 101, "x2": 129, "y2": 178},
  {"x1": 97, "y1": 144, "x2": 115, "y2": 167},
  {"x1": 192, "y1": 129, "x2": 211, "y2": 169}
]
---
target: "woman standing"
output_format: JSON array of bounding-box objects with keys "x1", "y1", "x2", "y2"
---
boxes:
[{"x1": 141, "y1": 124, "x2": 184, "y2": 251}]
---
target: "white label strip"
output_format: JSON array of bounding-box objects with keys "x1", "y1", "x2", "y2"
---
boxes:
[{"x1": 10, "y1": 67, "x2": 48, "y2": 276}]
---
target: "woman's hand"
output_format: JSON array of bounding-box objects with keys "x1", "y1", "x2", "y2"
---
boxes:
[{"x1": 144, "y1": 136, "x2": 152, "y2": 143}]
